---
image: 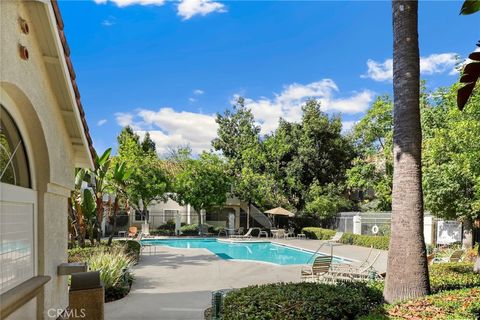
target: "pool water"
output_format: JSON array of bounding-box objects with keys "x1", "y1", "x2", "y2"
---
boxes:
[{"x1": 141, "y1": 239, "x2": 348, "y2": 265}]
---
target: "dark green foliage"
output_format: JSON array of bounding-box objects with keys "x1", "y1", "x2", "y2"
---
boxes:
[
  {"x1": 301, "y1": 227, "x2": 336, "y2": 240},
  {"x1": 221, "y1": 282, "x2": 383, "y2": 320},
  {"x1": 180, "y1": 223, "x2": 218, "y2": 236},
  {"x1": 429, "y1": 263, "x2": 480, "y2": 292}
]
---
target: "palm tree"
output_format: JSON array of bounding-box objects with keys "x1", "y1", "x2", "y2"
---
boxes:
[{"x1": 383, "y1": 0, "x2": 430, "y2": 303}]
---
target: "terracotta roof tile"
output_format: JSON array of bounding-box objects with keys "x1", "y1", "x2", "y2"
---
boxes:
[{"x1": 51, "y1": 0, "x2": 96, "y2": 162}]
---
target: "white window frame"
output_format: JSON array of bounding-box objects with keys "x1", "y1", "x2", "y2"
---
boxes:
[{"x1": 0, "y1": 93, "x2": 37, "y2": 295}]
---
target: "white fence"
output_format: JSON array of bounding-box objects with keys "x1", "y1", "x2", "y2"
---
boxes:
[{"x1": 335, "y1": 212, "x2": 463, "y2": 245}]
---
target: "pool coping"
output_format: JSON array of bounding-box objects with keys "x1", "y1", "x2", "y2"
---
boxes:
[{"x1": 141, "y1": 237, "x2": 359, "y2": 265}]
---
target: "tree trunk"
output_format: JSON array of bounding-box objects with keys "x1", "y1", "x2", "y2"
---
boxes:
[
  {"x1": 68, "y1": 197, "x2": 85, "y2": 247},
  {"x1": 96, "y1": 197, "x2": 104, "y2": 243},
  {"x1": 384, "y1": 0, "x2": 430, "y2": 303},
  {"x1": 108, "y1": 198, "x2": 120, "y2": 246},
  {"x1": 462, "y1": 218, "x2": 473, "y2": 249},
  {"x1": 198, "y1": 210, "x2": 204, "y2": 236}
]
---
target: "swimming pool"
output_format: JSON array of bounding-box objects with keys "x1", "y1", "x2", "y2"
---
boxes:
[{"x1": 141, "y1": 238, "x2": 349, "y2": 265}]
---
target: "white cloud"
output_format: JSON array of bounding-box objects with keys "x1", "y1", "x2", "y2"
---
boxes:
[
  {"x1": 93, "y1": 0, "x2": 165, "y2": 7},
  {"x1": 177, "y1": 0, "x2": 226, "y2": 20},
  {"x1": 97, "y1": 119, "x2": 108, "y2": 126},
  {"x1": 188, "y1": 97, "x2": 196, "y2": 102},
  {"x1": 115, "y1": 108, "x2": 217, "y2": 154},
  {"x1": 363, "y1": 53, "x2": 459, "y2": 82},
  {"x1": 362, "y1": 59, "x2": 393, "y2": 82},
  {"x1": 102, "y1": 19, "x2": 115, "y2": 27},
  {"x1": 115, "y1": 80, "x2": 374, "y2": 154},
  {"x1": 341, "y1": 120, "x2": 356, "y2": 133},
  {"x1": 241, "y1": 79, "x2": 374, "y2": 134},
  {"x1": 193, "y1": 89, "x2": 204, "y2": 95}
]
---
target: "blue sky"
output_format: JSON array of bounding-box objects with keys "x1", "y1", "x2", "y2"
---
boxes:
[{"x1": 58, "y1": 0, "x2": 479, "y2": 155}]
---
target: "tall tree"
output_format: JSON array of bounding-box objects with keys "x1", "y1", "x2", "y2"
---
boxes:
[
  {"x1": 116, "y1": 127, "x2": 169, "y2": 221},
  {"x1": 172, "y1": 152, "x2": 231, "y2": 235},
  {"x1": 384, "y1": 0, "x2": 430, "y2": 302},
  {"x1": 347, "y1": 96, "x2": 393, "y2": 211}
]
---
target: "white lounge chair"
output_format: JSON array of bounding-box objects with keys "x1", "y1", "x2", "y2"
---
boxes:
[
  {"x1": 229, "y1": 227, "x2": 260, "y2": 239},
  {"x1": 329, "y1": 251, "x2": 383, "y2": 282}
]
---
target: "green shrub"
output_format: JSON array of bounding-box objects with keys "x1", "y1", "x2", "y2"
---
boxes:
[
  {"x1": 301, "y1": 227, "x2": 336, "y2": 240},
  {"x1": 180, "y1": 223, "x2": 199, "y2": 235},
  {"x1": 301, "y1": 227, "x2": 390, "y2": 250},
  {"x1": 339, "y1": 233, "x2": 390, "y2": 250},
  {"x1": 362, "y1": 287, "x2": 480, "y2": 320},
  {"x1": 87, "y1": 247, "x2": 134, "y2": 302},
  {"x1": 429, "y1": 262, "x2": 480, "y2": 292},
  {"x1": 221, "y1": 282, "x2": 383, "y2": 320},
  {"x1": 180, "y1": 223, "x2": 218, "y2": 235}
]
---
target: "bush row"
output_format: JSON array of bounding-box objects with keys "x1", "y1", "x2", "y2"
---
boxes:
[
  {"x1": 221, "y1": 282, "x2": 383, "y2": 320},
  {"x1": 301, "y1": 227, "x2": 336, "y2": 240},
  {"x1": 339, "y1": 233, "x2": 390, "y2": 250},
  {"x1": 301, "y1": 227, "x2": 390, "y2": 250},
  {"x1": 361, "y1": 287, "x2": 480, "y2": 320},
  {"x1": 180, "y1": 223, "x2": 220, "y2": 236}
]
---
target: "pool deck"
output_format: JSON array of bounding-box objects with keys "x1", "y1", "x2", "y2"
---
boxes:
[{"x1": 105, "y1": 238, "x2": 387, "y2": 320}]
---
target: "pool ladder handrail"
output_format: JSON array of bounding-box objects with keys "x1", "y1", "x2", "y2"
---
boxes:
[{"x1": 306, "y1": 242, "x2": 335, "y2": 264}]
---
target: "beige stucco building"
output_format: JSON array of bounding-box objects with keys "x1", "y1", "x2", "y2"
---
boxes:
[{"x1": 0, "y1": 0, "x2": 94, "y2": 319}]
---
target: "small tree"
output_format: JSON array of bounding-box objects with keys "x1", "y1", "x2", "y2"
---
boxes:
[
  {"x1": 116, "y1": 127, "x2": 169, "y2": 221},
  {"x1": 173, "y1": 153, "x2": 231, "y2": 235}
]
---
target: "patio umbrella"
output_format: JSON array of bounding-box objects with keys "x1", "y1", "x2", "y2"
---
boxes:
[
  {"x1": 265, "y1": 207, "x2": 295, "y2": 228},
  {"x1": 265, "y1": 207, "x2": 295, "y2": 217}
]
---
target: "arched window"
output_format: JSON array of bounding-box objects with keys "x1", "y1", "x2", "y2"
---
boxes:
[
  {"x1": 0, "y1": 104, "x2": 35, "y2": 294},
  {"x1": 0, "y1": 105, "x2": 31, "y2": 188}
]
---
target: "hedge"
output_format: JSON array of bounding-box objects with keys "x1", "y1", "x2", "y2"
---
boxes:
[
  {"x1": 221, "y1": 282, "x2": 383, "y2": 320},
  {"x1": 339, "y1": 233, "x2": 390, "y2": 250},
  {"x1": 301, "y1": 227, "x2": 390, "y2": 250},
  {"x1": 301, "y1": 227, "x2": 336, "y2": 240},
  {"x1": 361, "y1": 287, "x2": 480, "y2": 320}
]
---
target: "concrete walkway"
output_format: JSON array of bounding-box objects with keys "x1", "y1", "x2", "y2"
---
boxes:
[{"x1": 105, "y1": 239, "x2": 387, "y2": 320}]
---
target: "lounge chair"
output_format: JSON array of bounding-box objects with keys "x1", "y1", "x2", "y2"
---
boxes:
[
  {"x1": 329, "y1": 251, "x2": 383, "y2": 282},
  {"x1": 230, "y1": 227, "x2": 259, "y2": 239},
  {"x1": 301, "y1": 255, "x2": 333, "y2": 282},
  {"x1": 327, "y1": 231, "x2": 343, "y2": 243},
  {"x1": 433, "y1": 249, "x2": 464, "y2": 263},
  {"x1": 128, "y1": 226, "x2": 138, "y2": 238}
]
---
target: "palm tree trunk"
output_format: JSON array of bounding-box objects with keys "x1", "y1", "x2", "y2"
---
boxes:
[
  {"x1": 384, "y1": 0, "x2": 430, "y2": 303},
  {"x1": 108, "y1": 198, "x2": 120, "y2": 246}
]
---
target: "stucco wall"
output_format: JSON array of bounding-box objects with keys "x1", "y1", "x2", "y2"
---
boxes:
[{"x1": 1, "y1": 1, "x2": 81, "y2": 319}]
